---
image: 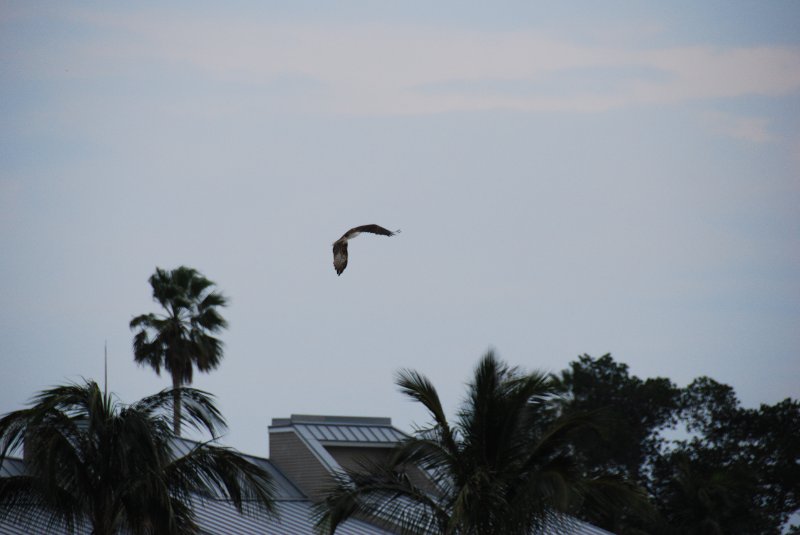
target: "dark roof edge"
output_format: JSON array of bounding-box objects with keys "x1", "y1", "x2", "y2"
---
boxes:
[{"x1": 270, "y1": 414, "x2": 392, "y2": 427}]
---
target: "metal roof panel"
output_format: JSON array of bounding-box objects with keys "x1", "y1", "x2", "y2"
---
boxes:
[{"x1": 294, "y1": 423, "x2": 405, "y2": 444}]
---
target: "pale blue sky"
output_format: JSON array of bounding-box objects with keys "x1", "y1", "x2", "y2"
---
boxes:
[{"x1": 1, "y1": 2, "x2": 799, "y2": 455}]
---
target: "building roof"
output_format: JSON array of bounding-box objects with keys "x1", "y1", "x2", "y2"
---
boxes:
[
  {"x1": 270, "y1": 414, "x2": 407, "y2": 445},
  {"x1": 269, "y1": 414, "x2": 408, "y2": 479},
  {"x1": 0, "y1": 458, "x2": 91, "y2": 535},
  {"x1": 193, "y1": 498, "x2": 383, "y2": 535},
  {"x1": 266, "y1": 415, "x2": 615, "y2": 535},
  {"x1": 0, "y1": 444, "x2": 395, "y2": 535},
  {"x1": 1, "y1": 414, "x2": 616, "y2": 535},
  {"x1": 170, "y1": 438, "x2": 306, "y2": 500}
]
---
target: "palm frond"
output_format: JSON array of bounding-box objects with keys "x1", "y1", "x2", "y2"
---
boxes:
[
  {"x1": 132, "y1": 387, "x2": 226, "y2": 438},
  {"x1": 524, "y1": 409, "x2": 606, "y2": 470},
  {"x1": 0, "y1": 475, "x2": 85, "y2": 534},
  {"x1": 165, "y1": 443, "x2": 276, "y2": 517},
  {"x1": 0, "y1": 380, "x2": 276, "y2": 535},
  {"x1": 315, "y1": 460, "x2": 448, "y2": 535},
  {"x1": 395, "y1": 369, "x2": 459, "y2": 458},
  {"x1": 573, "y1": 474, "x2": 654, "y2": 527}
]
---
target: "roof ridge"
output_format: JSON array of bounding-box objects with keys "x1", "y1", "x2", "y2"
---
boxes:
[
  {"x1": 271, "y1": 414, "x2": 393, "y2": 427},
  {"x1": 299, "y1": 421, "x2": 395, "y2": 428}
]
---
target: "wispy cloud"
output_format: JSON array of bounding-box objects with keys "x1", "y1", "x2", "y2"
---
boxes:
[
  {"x1": 702, "y1": 111, "x2": 774, "y2": 143},
  {"x1": 10, "y1": 10, "x2": 800, "y2": 116}
]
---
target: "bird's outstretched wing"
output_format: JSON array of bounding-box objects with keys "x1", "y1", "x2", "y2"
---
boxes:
[
  {"x1": 341, "y1": 224, "x2": 398, "y2": 240},
  {"x1": 333, "y1": 224, "x2": 399, "y2": 275},
  {"x1": 333, "y1": 240, "x2": 348, "y2": 275}
]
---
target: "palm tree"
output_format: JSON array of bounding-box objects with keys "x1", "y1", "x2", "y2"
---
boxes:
[
  {"x1": 130, "y1": 266, "x2": 228, "y2": 436},
  {"x1": 317, "y1": 351, "x2": 647, "y2": 535},
  {"x1": 0, "y1": 380, "x2": 276, "y2": 535}
]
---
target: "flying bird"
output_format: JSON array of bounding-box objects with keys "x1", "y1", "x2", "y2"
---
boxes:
[{"x1": 332, "y1": 224, "x2": 399, "y2": 275}]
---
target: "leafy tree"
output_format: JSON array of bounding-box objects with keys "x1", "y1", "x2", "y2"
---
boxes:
[
  {"x1": 0, "y1": 380, "x2": 276, "y2": 535},
  {"x1": 650, "y1": 449, "x2": 759, "y2": 534},
  {"x1": 555, "y1": 354, "x2": 800, "y2": 534},
  {"x1": 131, "y1": 266, "x2": 228, "y2": 436},
  {"x1": 554, "y1": 354, "x2": 680, "y2": 484},
  {"x1": 673, "y1": 377, "x2": 800, "y2": 533},
  {"x1": 317, "y1": 351, "x2": 647, "y2": 535}
]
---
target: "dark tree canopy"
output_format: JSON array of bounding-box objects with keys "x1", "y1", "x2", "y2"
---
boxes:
[
  {"x1": 554, "y1": 354, "x2": 680, "y2": 483},
  {"x1": 555, "y1": 354, "x2": 800, "y2": 535}
]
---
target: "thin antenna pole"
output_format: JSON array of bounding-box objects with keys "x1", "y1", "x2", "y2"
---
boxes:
[{"x1": 104, "y1": 340, "x2": 108, "y2": 398}]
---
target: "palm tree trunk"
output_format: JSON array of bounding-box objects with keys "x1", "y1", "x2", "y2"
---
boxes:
[{"x1": 172, "y1": 374, "x2": 182, "y2": 436}]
